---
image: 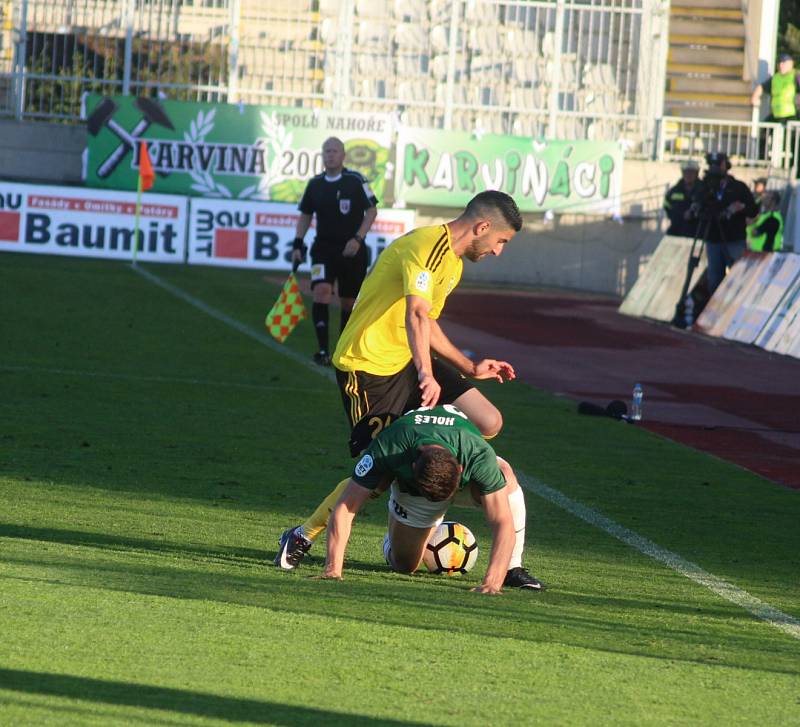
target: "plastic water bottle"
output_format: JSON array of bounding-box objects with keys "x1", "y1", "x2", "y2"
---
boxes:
[
  {"x1": 683, "y1": 296, "x2": 695, "y2": 328},
  {"x1": 631, "y1": 383, "x2": 643, "y2": 421}
]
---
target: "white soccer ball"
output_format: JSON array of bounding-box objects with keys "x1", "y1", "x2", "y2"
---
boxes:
[{"x1": 422, "y1": 521, "x2": 479, "y2": 576}]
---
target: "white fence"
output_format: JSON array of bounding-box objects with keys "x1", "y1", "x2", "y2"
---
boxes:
[
  {"x1": 0, "y1": 0, "x2": 796, "y2": 171},
  {"x1": 657, "y1": 117, "x2": 800, "y2": 174},
  {"x1": 1, "y1": 1, "x2": 663, "y2": 148}
]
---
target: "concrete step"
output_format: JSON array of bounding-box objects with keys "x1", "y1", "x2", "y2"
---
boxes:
[
  {"x1": 670, "y1": 34, "x2": 744, "y2": 49},
  {"x1": 670, "y1": 18, "x2": 745, "y2": 38},
  {"x1": 668, "y1": 76, "x2": 752, "y2": 95},
  {"x1": 669, "y1": 46, "x2": 744, "y2": 67},
  {"x1": 666, "y1": 61, "x2": 743, "y2": 78},
  {"x1": 672, "y1": 0, "x2": 740, "y2": 8},
  {"x1": 666, "y1": 89, "x2": 751, "y2": 105},
  {"x1": 663, "y1": 102, "x2": 753, "y2": 121},
  {"x1": 671, "y1": 6, "x2": 742, "y2": 20}
]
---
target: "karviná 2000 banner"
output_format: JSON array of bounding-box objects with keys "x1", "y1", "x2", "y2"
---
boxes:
[{"x1": 82, "y1": 95, "x2": 392, "y2": 204}]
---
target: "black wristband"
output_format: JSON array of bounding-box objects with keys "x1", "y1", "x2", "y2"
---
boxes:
[
  {"x1": 292, "y1": 237, "x2": 306, "y2": 251},
  {"x1": 354, "y1": 234, "x2": 365, "y2": 244}
]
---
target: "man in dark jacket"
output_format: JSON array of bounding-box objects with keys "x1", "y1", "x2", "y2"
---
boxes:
[
  {"x1": 664, "y1": 160, "x2": 702, "y2": 237},
  {"x1": 700, "y1": 153, "x2": 758, "y2": 295}
]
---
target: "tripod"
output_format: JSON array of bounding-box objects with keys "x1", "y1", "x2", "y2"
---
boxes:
[{"x1": 672, "y1": 213, "x2": 714, "y2": 329}]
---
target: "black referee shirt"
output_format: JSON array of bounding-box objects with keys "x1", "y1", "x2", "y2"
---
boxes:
[{"x1": 298, "y1": 167, "x2": 378, "y2": 248}]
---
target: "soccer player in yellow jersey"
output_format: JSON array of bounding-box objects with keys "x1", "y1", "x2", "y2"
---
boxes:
[
  {"x1": 276, "y1": 192, "x2": 542, "y2": 590},
  {"x1": 333, "y1": 190, "x2": 522, "y2": 454}
]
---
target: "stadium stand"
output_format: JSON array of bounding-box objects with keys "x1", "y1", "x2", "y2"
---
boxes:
[
  {"x1": 1, "y1": 0, "x2": 794, "y2": 179},
  {"x1": 665, "y1": 0, "x2": 751, "y2": 121}
]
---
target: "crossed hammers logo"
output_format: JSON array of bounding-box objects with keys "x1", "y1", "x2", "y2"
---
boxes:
[{"x1": 87, "y1": 97, "x2": 175, "y2": 179}]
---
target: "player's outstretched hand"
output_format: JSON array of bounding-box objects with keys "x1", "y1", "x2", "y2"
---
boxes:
[
  {"x1": 471, "y1": 359, "x2": 516, "y2": 383},
  {"x1": 470, "y1": 584, "x2": 504, "y2": 595},
  {"x1": 418, "y1": 371, "x2": 441, "y2": 408}
]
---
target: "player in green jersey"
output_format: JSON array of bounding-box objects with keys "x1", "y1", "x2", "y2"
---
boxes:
[{"x1": 306, "y1": 404, "x2": 545, "y2": 593}]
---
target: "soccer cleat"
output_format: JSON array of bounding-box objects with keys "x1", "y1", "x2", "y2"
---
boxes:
[
  {"x1": 504, "y1": 567, "x2": 545, "y2": 590},
  {"x1": 313, "y1": 351, "x2": 331, "y2": 366},
  {"x1": 274, "y1": 526, "x2": 312, "y2": 570}
]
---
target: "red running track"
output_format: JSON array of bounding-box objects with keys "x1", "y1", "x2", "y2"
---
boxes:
[{"x1": 442, "y1": 288, "x2": 800, "y2": 490}]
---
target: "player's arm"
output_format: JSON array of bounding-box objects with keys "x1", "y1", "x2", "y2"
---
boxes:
[
  {"x1": 429, "y1": 319, "x2": 515, "y2": 383},
  {"x1": 357, "y1": 205, "x2": 378, "y2": 240},
  {"x1": 473, "y1": 488, "x2": 515, "y2": 594},
  {"x1": 322, "y1": 479, "x2": 374, "y2": 579},
  {"x1": 343, "y1": 206, "x2": 378, "y2": 258},
  {"x1": 406, "y1": 294, "x2": 440, "y2": 407}
]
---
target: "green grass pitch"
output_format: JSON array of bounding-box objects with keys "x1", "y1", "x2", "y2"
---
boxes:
[{"x1": 2, "y1": 253, "x2": 799, "y2": 726}]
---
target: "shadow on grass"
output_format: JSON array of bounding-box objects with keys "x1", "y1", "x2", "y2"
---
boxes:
[
  {"x1": 0, "y1": 668, "x2": 429, "y2": 726},
  {"x1": 0, "y1": 522, "x2": 389, "y2": 574},
  {"x1": 4, "y1": 537, "x2": 800, "y2": 677},
  {"x1": 0, "y1": 522, "x2": 273, "y2": 566}
]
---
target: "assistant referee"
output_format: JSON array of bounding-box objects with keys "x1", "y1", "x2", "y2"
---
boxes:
[{"x1": 292, "y1": 137, "x2": 378, "y2": 366}]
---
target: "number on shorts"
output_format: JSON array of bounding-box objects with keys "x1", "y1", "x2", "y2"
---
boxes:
[{"x1": 367, "y1": 414, "x2": 394, "y2": 440}]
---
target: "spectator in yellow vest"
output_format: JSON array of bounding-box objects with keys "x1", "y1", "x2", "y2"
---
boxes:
[
  {"x1": 751, "y1": 54, "x2": 800, "y2": 123},
  {"x1": 747, "y1": 192, "x2": 784, "y2": 252}
]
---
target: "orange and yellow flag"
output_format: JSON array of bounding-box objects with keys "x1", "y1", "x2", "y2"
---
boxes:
[
  {"x1": 266, "y1": 273, "x2": 307, "y2": 342},
  {"x1": 139, "y1": 141, "x2": 155, "y2": 192}
]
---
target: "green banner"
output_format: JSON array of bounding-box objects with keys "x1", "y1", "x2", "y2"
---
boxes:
[
  {"x1": 83, "y1": 95, "x2": 392, "y2": 202},
  {"x1": 395, "y1": 127, "x2": 622, "y2": 214}
]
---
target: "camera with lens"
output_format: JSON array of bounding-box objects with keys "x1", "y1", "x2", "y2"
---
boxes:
[{"x1": 689, "y1": 152, "x2": 730, "y2": 221}]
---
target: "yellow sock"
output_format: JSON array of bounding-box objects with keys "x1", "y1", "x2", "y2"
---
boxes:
[{"x1": 301, "y1": 478, "x2": 350, "y2": 542}]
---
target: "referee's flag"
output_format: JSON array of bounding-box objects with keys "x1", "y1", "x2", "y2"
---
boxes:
[
  {"x1": 138, "y1": 141, "x2": 155, "y2": 192},
  {"x1": 266, "y1": 273, "x2": 307, "y2": 342}
]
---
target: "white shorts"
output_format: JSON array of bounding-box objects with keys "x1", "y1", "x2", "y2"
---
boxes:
[{"x1": 387, "y1": 482, "x2": 479, "y2": 529}]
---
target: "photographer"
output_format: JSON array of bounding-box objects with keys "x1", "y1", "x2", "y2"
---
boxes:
[{"x1": 696, "y1": 153, "x2": 758, "y2": 295}]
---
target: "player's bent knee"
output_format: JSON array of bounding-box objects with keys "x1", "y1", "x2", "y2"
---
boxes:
[
  {"x1": 451, "y1": 390, "x2": 503, "y2": 438},
  {"x1": 479, "y1": 409, "x2": 503, "y2": 439}
]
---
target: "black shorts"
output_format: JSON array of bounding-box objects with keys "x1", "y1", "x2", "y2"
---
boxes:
[
  {"x1": 335, "y1": 358, "x2": 473, "y2": 456},
  {"x1": 310, "y1": 241, "x2": 368, "y2": 299}
]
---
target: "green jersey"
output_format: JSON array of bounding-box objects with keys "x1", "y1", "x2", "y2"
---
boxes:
[{"x1": 351, "y1": 405, "x2": 506, "y2": 497}]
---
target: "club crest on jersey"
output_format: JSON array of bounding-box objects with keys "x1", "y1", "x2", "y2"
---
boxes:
[
  {"x1": 355, "y1": 454, "x2": 374, "y2": 477},
  {"x1": 339, "y1": 198, "x2": 351, "y2": 214},
  {"x1": 415, "y1": 271, "x2": 430, "y2": 292}
]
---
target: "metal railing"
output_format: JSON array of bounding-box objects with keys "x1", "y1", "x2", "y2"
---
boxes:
[
  {"x1": 655, "y1": 116, "x2": 800, "y2": 173},
  {"x1": 0, "y1": 0, "x2": 796, "y2": 171},
  {"x1": 1, "y1": 1, "x2": 662, "y2": 144}
]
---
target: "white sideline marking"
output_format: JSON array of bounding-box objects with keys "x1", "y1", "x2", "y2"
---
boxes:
[
  {"x1": 520, "y1": 473, "x2": 800, "y2": 641},
  {"x1": 0, "y1": 365, "x2": 325, "y2": 394},
  {"x1": 135, "y1": 265, "x2": 800, "y2": 642},
  {"x1": 131, "y1": 264, "x2": 334, "y2": 382}
]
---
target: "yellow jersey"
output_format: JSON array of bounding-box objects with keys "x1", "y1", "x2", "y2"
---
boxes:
[{"x1": 333, "y1": 224, "x2": 463, "y2": 375}]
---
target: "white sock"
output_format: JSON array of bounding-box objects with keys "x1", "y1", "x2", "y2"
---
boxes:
[
  {"x1": 508, "y1": 486, "x2": 526, "y2": 569},
  {"x1": 382, "y1": 532, "x2": 392, "y2": 565}
]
